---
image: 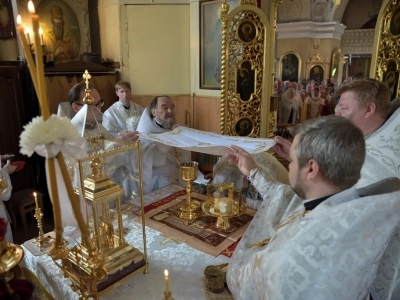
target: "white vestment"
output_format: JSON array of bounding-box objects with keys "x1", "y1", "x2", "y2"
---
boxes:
[
  {"x1": 57, "y1": 102, "x2": 76, "y2": 119},
  {"x1": 227, "y1": 167, "x2": 400, "y2": 300},
  {"x1": 0, "y1": 169, "x2": 13, "y2": 242},
  {"x1": 102, "y1": 101, "x2": 144, "y2": 136},
  {"x1": 357, "y1": 107, "x2": 400, "y2": 188},
  {"x1": 136, "y1": 107, "x2": 190, "y2": 194}
]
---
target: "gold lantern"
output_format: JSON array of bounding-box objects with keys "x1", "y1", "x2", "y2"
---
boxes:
[{"x1": 60, "y1": 71, "x2": 148, "y2": 298}]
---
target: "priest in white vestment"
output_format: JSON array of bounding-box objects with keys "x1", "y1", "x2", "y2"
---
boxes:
[
  {"x1": 102, "y1": 81, "x2": 144, "y2": 136},
  {"x1": 0, "y1": 159, "x2": 17, "y2": 242},
  {"x1": 226, "y1": 116, "x2": 400, "y2": 300},
  {"x1": 136, "y1": 96, "x2": 189, "y2": 194},
  {"x1": 276, "y1": 79, "x2": 400, "y2": 189},
  {"x1": 335, "y1": 78, "x2": 400, "y2": 188}
]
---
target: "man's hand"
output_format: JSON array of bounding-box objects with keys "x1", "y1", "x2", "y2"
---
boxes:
[
  {"x1": 117, "y1": 131, "x2": 139, "y2": 142},
  {"x1": 226, "y1": 145, "x2": 257, "y2": 176},
  {"x1": 2, "y1": 160, "x2": 17, "y2": 174},
  {"x1": 273, "y1": 136, "x2": 291, "y2": 160}
]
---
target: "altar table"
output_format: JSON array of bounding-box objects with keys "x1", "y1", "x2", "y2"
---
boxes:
[{"x1": 21, "y1": 185, "x2": 232, "y2": 300}]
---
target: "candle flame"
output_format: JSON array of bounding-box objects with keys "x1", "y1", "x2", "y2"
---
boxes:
[
  {"x1": 33, "y1": 192, "x2": 37, "y2": 197},
  {"x1": 164, "y1": 269, "x2": 168, "y2": 277},
  {"x1": 16, "y1": 15, "x2": 22, "y2": 25},
  {"x1": 24, "y1": 27, "x2": 30, "y2": 34},
  {"x1": 28, "y1": 1, "x2": 35, "y2": 14},
  {"x1": 39, "y1": 27, "x2": 43, "y2": 35}
]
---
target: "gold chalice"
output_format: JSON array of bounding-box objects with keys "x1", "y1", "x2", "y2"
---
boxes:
[{"x1": 177, "y1": 162, "x2": 201, "y2": 222}]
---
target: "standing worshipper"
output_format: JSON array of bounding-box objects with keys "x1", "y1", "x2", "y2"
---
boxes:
[
  {"x1": 226, "y1": 116, "x2": 400, "y2": 300},
  {"x1": 307, "y1": 87, "x2": 322, "y2": 119},
  {"x1": 0, "y1": 158, "x2": 18, "y2": 242},
  {"x1": 103, "y1": 81, "x2": 144, "y2": 136},
  {"x1": 278, "y1": 88, "x2": 297, "y2": 123}
]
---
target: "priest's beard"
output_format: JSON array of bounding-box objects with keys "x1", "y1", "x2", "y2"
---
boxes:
[
  {"x1": 157, "y1": 117, "x2": 176, "y2": 130},
  {"x1": 53, "y1": 22, "x2": 64, "y2": 41},
  {"x1": 291, "y1": 172, "x2": 306, "y2": 199}
]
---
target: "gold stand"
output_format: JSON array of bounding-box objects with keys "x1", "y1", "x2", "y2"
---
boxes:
[
  {"x1": 163, "y1": 291, "x2": 175, "y2": 300},
  {"x1": 202, "y1": 185, "x2": 247, "y2": 231},
  {"x1": 177, "y1": 162, "x2": 201, "y2": 222},
  {"x1": 33, "y1": 207, "x2": 52, "y2": 249}
]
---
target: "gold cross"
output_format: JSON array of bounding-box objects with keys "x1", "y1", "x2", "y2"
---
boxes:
[{"x1": 83, "y1": 70, "x2": 91, "y2": 89}]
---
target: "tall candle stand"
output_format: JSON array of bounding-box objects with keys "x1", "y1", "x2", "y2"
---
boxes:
[{"x1": 33, "y1": 206, "x2": 52, "y2": 249}]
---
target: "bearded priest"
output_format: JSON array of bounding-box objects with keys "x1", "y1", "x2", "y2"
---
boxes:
[
  {"x1": 136, "y1": 96, "x2": 190, "y2": 194},
  {"x1": 226, "y1": 116, "x2": 400, "y2": 300}
]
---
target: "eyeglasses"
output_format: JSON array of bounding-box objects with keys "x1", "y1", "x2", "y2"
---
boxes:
[{"x1": 74, "y1": 99, "x2": 104, "y2": 108}]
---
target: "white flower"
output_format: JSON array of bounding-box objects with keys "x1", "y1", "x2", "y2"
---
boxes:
[{"x1": 20, "y1": 115, "x2": 86, "y2": 158}]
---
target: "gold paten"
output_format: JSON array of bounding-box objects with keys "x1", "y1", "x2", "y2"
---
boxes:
[
  {"x1": 177, "y1": 162, "x2": 201, "y2": 222},
  {"x1": 0, "y1": 238, "x2": 23, "y2": 275},
  {"x1": 219, "y1": 0, "x2": 274, "y2": 138}
]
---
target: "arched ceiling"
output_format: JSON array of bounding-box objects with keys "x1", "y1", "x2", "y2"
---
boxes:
[
  {"x1": 278, "y1": 0, "x2": 350, "y2": 23},
  {"x1": 276, "y1": 0, "x2": 382, "y2": 26}
]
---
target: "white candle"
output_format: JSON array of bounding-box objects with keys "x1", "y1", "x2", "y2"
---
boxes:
[
  {"x1": 164, "y1": 269, "x2": 170, "y2": 293},
  {"x1": 33, "y1": 192, "x2": 39, "y2": 208},
  {"x1": 39, "y1": 27, "x2": 44, "y2": 45}
]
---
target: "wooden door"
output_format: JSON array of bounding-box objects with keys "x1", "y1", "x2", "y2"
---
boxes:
[{"x1": 0, "y1": 62, "x2": 38, "y2": 191}]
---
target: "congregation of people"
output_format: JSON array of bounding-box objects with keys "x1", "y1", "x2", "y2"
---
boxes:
[
  {"x1": 2, "y1": 75, "x2": 400, "y2": 299},
  {"x1": 276, "y1": 76, "x2": 351, "y2": 124}
]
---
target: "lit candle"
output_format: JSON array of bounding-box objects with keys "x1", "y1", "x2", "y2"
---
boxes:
[
  {"x1": 33, "y1": 192, "x2": 39, "y2": 208},
  {"x1": 16, "y1": 15, "x2": 38, "y2": 92},
  {"x1": 28, "y1": 0, "x2": 50, "y2": 119},
  {"x1": 39, "y1": 27, "x2": 44, "y2": 45},
  {"x1": 164, "y1": 269, "x2": 170, "y2": 293}
]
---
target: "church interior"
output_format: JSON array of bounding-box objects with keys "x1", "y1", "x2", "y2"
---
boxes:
[{"x1": 0, "y1": 0, "x2": 399, "y2": 299}]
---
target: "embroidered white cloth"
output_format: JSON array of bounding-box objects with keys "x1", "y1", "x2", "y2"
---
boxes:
[
  {"x1": 139, "y1": 126, "x2": 275, "y2": 156},
  {"x1": 21, "y1": 185, "x2": 230, "y2": 300}
]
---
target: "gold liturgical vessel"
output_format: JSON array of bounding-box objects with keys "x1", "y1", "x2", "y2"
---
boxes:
[
  {"x1": 177, "y1": 162, "x2": 201, "y2": 221},
  {"x1": 70, "y1": 155, "x2": 146, "y2": 293},
  {"x1": 202, "y1": 183, "x2": 247, "y2": 230},
  {"x1": 64, "y1": 70, "x2": 148, "y2": 297}
]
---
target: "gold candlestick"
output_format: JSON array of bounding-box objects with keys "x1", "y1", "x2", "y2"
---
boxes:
[
  {"x1": 163, "y1": 270, "x2": 174, "y2": 300},
  {"x1": 33, "y1": 200, "x2": 52, "y2": 249}
]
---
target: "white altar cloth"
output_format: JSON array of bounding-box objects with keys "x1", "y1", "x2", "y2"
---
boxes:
[
  {"x1": 21, "y1": 185, "x2": 231, "y2": 300},
  {"x1": 139, "y1": 127, "x2": 275, "y2": 156}
]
